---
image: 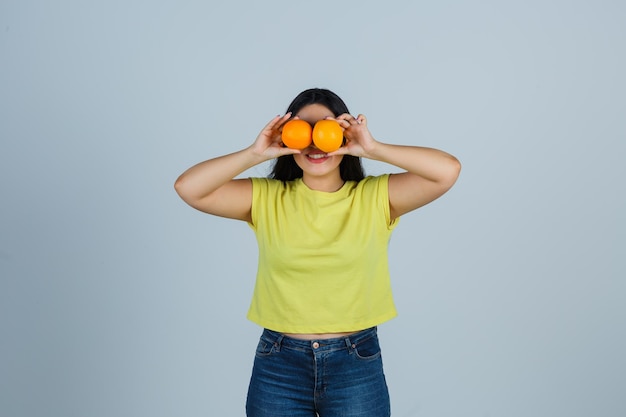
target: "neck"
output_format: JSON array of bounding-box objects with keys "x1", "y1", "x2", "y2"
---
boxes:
[{"x1": 302, "y1": 173, "x2": 345, "y2": 192}]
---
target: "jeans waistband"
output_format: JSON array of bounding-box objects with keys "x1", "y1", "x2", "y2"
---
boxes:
[{"x1": 261, "y1": 327, "x2": 378, "y2": 352}]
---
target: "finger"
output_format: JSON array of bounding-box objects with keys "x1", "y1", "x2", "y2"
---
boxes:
[
  {"x1": 277, "y1": 147, "x2": 301, "y2": 156},
  {"x1": 326, "y1": 147, "x2": 349, "y2": 157},
  {"x1": 265, "y1": 114, "x2": 282, "y2": 130},
  {"x1": 266, "y1": 112, "x2": 291, "y2": 130},
  {"x1": 335, "y1": 115, "x2": 355, "y2": 128},
  {"x1": 355, "y1": 114, "x2": 366, "y2": 125},
  {"x1": 275, "y1": 112, "x2": 296, "y2": 132},
  {"x1": 279, "y1": 112, "x2": 292, "y2": 122},
  {"x1": 347, "y1": 115, "x2": 360, "y2": 126},
  {"x1": 337, "y1": 118, "x2": 351, "y2": 128}
]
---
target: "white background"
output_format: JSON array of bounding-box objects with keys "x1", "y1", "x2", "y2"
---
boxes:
[{"x1": 1, "y1": 1, "x2": 624, "y2": 416}]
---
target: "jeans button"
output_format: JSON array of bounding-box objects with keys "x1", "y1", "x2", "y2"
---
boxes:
[{"x1": 312, "y1": 342, "x2": 320, "y2": 349}]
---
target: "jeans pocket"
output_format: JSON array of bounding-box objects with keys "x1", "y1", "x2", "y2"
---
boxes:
[
  {"x1": 255, "y1": 338, "x2": 275, "y2": 357},
  {"x1": 353, "y1": 335, "x2": 382, "y2": 361}
]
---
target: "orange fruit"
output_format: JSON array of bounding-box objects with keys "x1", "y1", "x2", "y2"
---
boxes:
[
  {"x1": 312, "y1": 120, "x2": 343, "y2": 152},
  {"x1": 281, "y1": 120, "x2": 312, "y2": 149}
]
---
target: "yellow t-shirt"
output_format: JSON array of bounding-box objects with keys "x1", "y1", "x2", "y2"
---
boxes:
[{"x1": 247, "y1": 175, "x2": 399, "y2": 333}]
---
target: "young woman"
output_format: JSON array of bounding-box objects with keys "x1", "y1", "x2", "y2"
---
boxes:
[{"x1": 174, "y1": 88, "x2": 461, "y2": 417}]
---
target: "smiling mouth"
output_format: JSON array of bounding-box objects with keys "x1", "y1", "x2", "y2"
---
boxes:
[{"x1": 307, "y1": 153, "x2": 328, "y2": 160}]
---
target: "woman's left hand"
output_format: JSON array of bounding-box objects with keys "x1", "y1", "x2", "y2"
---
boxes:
[{"x1": 329, "y1": 113, "x2": 378, "y2": 158}]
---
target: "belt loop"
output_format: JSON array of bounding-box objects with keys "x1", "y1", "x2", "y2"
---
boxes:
[
  {"x1": 344, "y1": 337, "x2": 354, "y2": 353},
  {"x1": 274, "y1": 334, "x2": 284, "y2": 352}
]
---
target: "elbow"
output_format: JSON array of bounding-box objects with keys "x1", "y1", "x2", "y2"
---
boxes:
[
  {"x1": 173, "y1": 174, "x2": 212, "y2": 209},
  {"x1": 444, "y1": 155, "x2": 462, "y2": 188},
  {"x1": 452, "y1": 156, "x2": 462, "y2": 178},
  {"x1": 173, "y1": 175, "x2": 183, "y2": 194},
  {"x1": 174, "y1": 174, "x2": 189, "y2": 199}
]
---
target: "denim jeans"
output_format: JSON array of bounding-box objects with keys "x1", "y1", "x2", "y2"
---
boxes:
[{"x1": 246, "y1": 327, "x2": 391, "y2": 417}]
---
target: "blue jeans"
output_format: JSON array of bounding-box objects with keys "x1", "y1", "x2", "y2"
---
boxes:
[{"x1": 246, "y1": 327, "x2": 391, "y2": 417}]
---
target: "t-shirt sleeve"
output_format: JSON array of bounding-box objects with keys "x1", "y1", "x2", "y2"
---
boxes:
[
  {"x1": 368, "y1": 174, "x2": 400, "y2": 230},
  {"x1": 248, "y1": 177, "x2": 267, "y2": 230}
]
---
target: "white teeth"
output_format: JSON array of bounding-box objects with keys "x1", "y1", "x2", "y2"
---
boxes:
[{"x1": 308, "y1": 153, "x2": 327, "y2": 159}]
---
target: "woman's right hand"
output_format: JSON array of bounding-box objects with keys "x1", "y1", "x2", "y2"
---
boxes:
[{"x1": 249, "y1": 113, "x2": 301, "y2": 160}]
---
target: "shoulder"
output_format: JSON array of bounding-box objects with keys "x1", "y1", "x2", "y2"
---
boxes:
[
  {"x1": 353, "y1": 174, "x2": 397, "y2": 228},
  {"x1": 250, "y1": 177, "x2": 289, "y2": 192},
  {"x1": 353, "y1": 174, "x2": 391, "y2": 194},
  {"x1": 349, "y1": 175, "x2": 391, "y2": 209},
  {"x1": 250, "y1": 178, "x2": 300, "y2": 203}
]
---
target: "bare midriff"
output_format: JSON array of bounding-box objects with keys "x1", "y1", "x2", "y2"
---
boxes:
[{"x1": 283, "y1": 331, "x2": 360, "y2": 340}]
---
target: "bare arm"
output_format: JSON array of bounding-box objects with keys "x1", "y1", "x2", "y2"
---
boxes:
[
  {"x1": 367, "y1": 143, "x2": 460, "y2": 219},
  {"x1": 333, "y1": 114, "x2": 461, "y2": 220},
  {"x1": 174, "y1": 114, "x2": 299, "y2": 222}
]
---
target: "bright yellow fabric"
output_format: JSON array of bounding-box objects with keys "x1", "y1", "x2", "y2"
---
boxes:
[{"x1": 247, "y1": 175, "x2": 399, "y2": 333}]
